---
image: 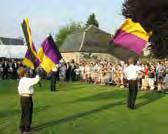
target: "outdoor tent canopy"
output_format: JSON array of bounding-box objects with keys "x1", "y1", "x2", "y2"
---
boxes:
[
  {"x1": 0, "y1": 37, "x2": 27, "y2": 59},
  {"x1": 0, "y1": 45, "x2": 27, "y2": 59}
]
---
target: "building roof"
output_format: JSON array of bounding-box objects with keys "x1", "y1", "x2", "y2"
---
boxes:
[
  {"x1": 0, "y1": 45, "x2": 27, "y2": 58},
  {"x1": 0, "y1": 37, "x2": 24, "y2": 45},
  {"x1": 60, "y1": 25, "x2": 113, "y2": 53}
]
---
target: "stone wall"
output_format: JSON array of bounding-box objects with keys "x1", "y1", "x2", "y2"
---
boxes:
[{"x1": 61, "y1": 52, "x2": 119, "y2": 63}]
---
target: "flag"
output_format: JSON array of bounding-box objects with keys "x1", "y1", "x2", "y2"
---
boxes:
[
  {"x1": 112, "y1": 18, "x2": 150, "y2": 56},
  {"x1": 21, "y1": 18, "x2": 40, "y2": 63},
  {"x1": 22, "y1": 43, "x2": 40, "y2": 69},
  {"x1": 38, "y1": 35, "x2": 62, "y2": 73},
  {"x1": 22, "y1": 50, "x2": 34, "y2": 69},
  {"x1": 21, "y1": 17, "x2": 40, "y2": 68},
  {"x1": 21, "y1": 17, "x2": 62, "y2": 73}
]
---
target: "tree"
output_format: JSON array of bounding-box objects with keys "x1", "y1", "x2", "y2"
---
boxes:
[
  {"x1": 122, "y1": 0, "x2": 168, "y2": 58},
  {"x1": 55, "y1": 22, "x2": 83, "y2": 48},
  {"x1": 86, "y1": 13, "x2": 99, "y2": 27}
]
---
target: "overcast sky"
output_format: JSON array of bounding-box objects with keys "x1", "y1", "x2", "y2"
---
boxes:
[{"x1": 0, "y1": 0, "x2": 124, "y2": 45}]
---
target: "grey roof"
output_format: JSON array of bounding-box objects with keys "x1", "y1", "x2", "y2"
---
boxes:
[
  {"x1": 60, "y1": 25, "x2": 139, "y2": 61},
  {"x1": 0, "y1": 37, "x2": 24, "y2": 45},
  {"x1": 60, "y1": 25, "x2": 113, "y2": 53}
]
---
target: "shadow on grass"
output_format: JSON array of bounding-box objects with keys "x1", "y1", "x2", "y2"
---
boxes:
[
  {"x1": 59, "y1": 82, "x2": 96, "y2": 92},
  {"x1": 58, "y1": 82, "x2": 117, "y2": 92},
  {"x1": 32, "y1": 101, "x2": 125, "y2": 132},
  {"x1": 0, "y1": 105, "x2": 53, "y2": 131},
  {"x1": 34, "y1": 105, "x2": 53, "y2": 113},
  {"x1": 74, "y1": 90, "x2": 126, "y2": 102},
  {"x1": 60, "y1": 85, "x2": 86, "y2": 91},
  {"x1": 0, "y1": 105, "x2": 52, "y2": 120},
  {"x1": 75, "y1": 89, "x2": 165, "y2": 109},
  {"x1": 136, "y1": 92, "x2": 165, "y2": 108},
  {"x1": 0, "y1": 109, "x2": 19, "y2": 119}
]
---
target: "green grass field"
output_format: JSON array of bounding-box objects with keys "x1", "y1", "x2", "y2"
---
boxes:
[{"x1": 0, "y1": 80, "x2": 168, "y2": 134}]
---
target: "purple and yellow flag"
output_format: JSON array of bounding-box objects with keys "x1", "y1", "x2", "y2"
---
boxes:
[
  {"x1": 21, "y1": 17, "x2": 40, "y2": 69},
  {"x1": 22, "y1": 43, "x2": 40, "y2": 69},
  {"x1": 21, "y1": 18, "x2": 62, "y2": 73},
  {"x1": 112, "y1": 18, "x2": 150, "y2": 55},
  {"x1": 38, "y1": 36, "x2": 62, "y2": 73},
  {"x1": 22, "y1": 49, "x2": 34, "y2": 69},
  {"x1": 22, "y1": 17, "x2": 39, "y2": 58}
]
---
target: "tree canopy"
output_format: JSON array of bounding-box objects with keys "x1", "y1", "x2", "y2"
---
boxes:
[
  {"x1": 55, "y1": 22, "x2": 83, "y2": 48},
  {"x1": 122, "y1": 0, "x2": 168, "y2": 57},
  {"x1": 86, "y1": 13, "x2": 99, "y2": 28}
]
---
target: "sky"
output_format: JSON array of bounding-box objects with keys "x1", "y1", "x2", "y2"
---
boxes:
[{"x1": 0, "y1": 0, "x2": 124, "y2": 44}]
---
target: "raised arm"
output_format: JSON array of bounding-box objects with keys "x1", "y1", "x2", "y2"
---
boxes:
[{"x1": 27, "y1": 75, "x2": 40, "y2": 86}]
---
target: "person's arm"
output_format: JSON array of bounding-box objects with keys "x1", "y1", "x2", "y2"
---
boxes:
[
  {"x1": 18, "y1": 82, "x2": 22, "y2": 95},
  {"x1": 27, "y1": 75, "x2": 40, "y2": 86}
]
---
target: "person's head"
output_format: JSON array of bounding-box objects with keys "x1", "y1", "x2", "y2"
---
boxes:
[
  {"x1": 128, "y1": 57, "x2": 135, "y2": 65},
  {"x1": 18, "y1": 67, "x2": 26, "y2": 78}
]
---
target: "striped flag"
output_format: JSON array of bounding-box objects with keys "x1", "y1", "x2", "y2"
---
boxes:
[
  {"x1": 22, "y1": 49, "x2": 35, "y2": 69},
  {"x1": 21, "y1": 17, "x2": 40, "y2": 68},
  {"x1": 22, "y1": 43, "x2": 40, "y2": 69},
  {"x1": 37, "y1": 35, "x2": 62, "y2": 73},
  {"x1": 21, "y1": 18, "x2": 62, "y2": 73},
  {"x1": 111, "y1": 18, "x2": 150, "y2": 59}
]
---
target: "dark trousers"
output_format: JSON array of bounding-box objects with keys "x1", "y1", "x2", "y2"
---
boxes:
[
  {"x1": 2, "y1": 72, "x2": 8, "y2": 80},
  {"x1": 20, "y1": 96, "x2": 33, "y2": 132},
  {"x1": 128, "y1": 80, "x2": 138, "y2": 109},
  {"x1": 12, "y1": 70, "x2": 17, "y2": 79},
  {"x1": 51, "y1": 74, "x2": 56, "y2": 91}
]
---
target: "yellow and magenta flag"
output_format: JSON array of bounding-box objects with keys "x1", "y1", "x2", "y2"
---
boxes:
[{"x1": 112, "y1": 18, "x2": 150, "y2": 55}]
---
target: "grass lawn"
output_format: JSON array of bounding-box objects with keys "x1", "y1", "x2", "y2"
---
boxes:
[{"x1": 0, "y1": 80, "x2": 168, "y2": 134}]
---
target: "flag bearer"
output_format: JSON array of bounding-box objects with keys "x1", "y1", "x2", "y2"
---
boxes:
[
  {"x1": 17, "y1": 67, "x2": 40, "y2": 134},
  {"x1": 124, "y1": 58, "x2": 140, "y2": 109}
]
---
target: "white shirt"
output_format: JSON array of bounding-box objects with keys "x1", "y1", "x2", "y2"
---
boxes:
[
  {"x1": 18, "y1": 75, "x2": 40, "y2": 95},
  {"x1": 124, "y1": 64, "x2": 140, "y2": 80},
  {"x1": 75, "y1": 68, "x2": 81, "y2": 75},
  {"x1": 164, "y1": 74, "x2": 168, "y2": 84}
]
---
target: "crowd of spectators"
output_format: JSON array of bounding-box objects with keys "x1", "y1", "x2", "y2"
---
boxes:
[
  {"x1": 0, "y1": 59, "x2": 23, "y2": 80},
  {"x1": 1, "y1": 58, "x2": 168, "y2": 92},
  {"x1": 57, "y1": 59, "x2": 168, "y2": 92}
]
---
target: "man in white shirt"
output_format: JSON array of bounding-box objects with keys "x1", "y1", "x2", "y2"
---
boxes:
[
  {"x1": 18, "y1": 67, "x2": 40, "y2": 134},
  {"x1": 124, "y1": 58, "x2": 140, "y2": 109}
]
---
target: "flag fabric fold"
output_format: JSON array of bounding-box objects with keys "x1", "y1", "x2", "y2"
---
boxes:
[
  {"x1": 22, "y1": 50, "x2": 34, "y2": 69},
  {"x1": 112, "y1": 18, "x2": 150, "y2": 55},
  {"x1": 22, "y1": 18, "x2": 39, "y2": 58},
  {"x1": 21, "y1": 17, "x2": 40, "y2": 68},
  {"x1": 22, "y1": 43, "x2": 40, "y2": 69}
]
